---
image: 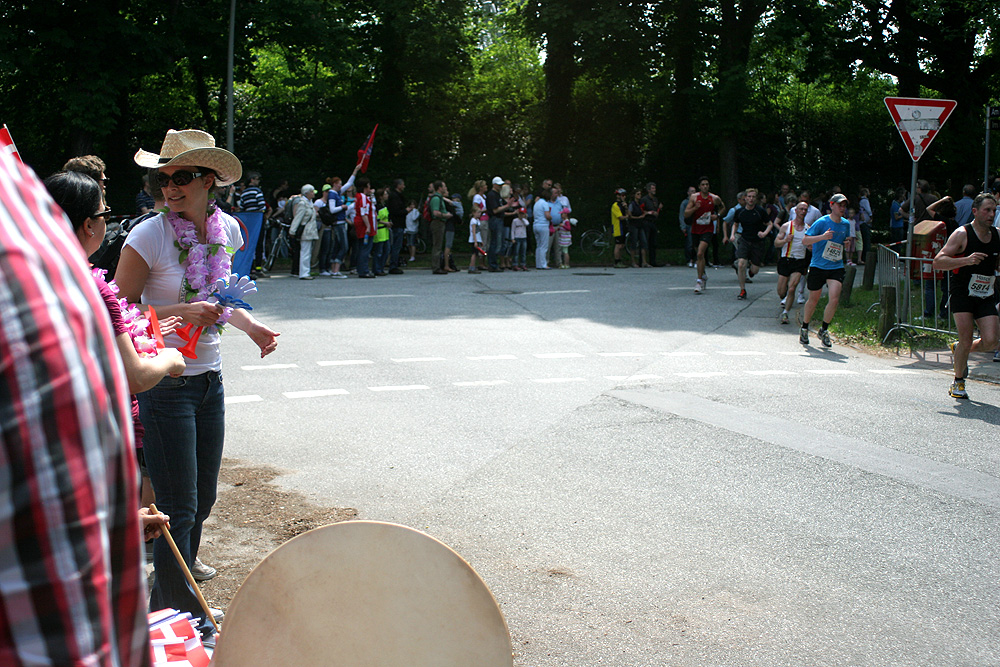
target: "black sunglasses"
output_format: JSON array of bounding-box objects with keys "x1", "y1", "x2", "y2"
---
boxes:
[
  {"x1": 156, "y1": 170, "x2": 204, "y2": 188},
  {"x1": 91, "y1": 207, "x2": 112, "y2": 219}
]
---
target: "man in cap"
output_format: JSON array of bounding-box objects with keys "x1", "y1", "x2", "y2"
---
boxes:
[
  {"x1": 486, "y1": 176, "x2": 515, "y2": 272},
  {"x1": 800, "y1": 192, "x2": 852, "y2": 347}
]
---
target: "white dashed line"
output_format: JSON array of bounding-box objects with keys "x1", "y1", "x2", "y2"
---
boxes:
[
  {"x1": 776, "y1": 351, "x2": 810, "y2": 356},
  {"x1": 319, "y1": 294, "x2": 414, "y2": 300},
  {"x1": 598, "y1": 352, "x2": 647, "y2": 357},
  {"x1": 317, "y1": 359, "x2": 374, "y2": 366},
  {"x1": 662, "y1": 351, "x2": 708, "y2": 357},
  {"x1": 225, "y1": 395, "x2": 263, "y2": 404},
  {"x1": 520, "y1": 289, "x2": 591, "y2": 295},
  {"x1": 368, "y1": 385, "x2": 430, "y2": 392},
  {"x1": 717, "y1": 351, "x2": 767, "y2": 356},
  {"x1": 605, "y1": 374, "x2": 663, "y2": 382},
  {"x1": 534, "y1": 353, "x2": 585, "y2": 359},
  {"x1": 283, "y1": 388, "x2": 350, "y2": 399},
  {"x1": 806, "y1": 369, "x2": 858, "y2": 375},
  {"x1": 467, "y1": 355, "x2": 518, "y2": 360},
  {"x1": 868, "y1": 369, "x2": 921, "y2": 374},
  {"x1": 675, "y1": 372, "x2": 727, "y2": 378},
  {"x1": 746, "y1": 370, "x2": 797, "y2": 376},
  {"x1": 241, "y1": 363, "x2": 299, "y2": 370},
  {"x1": 532, "y1": 377, "x2": 587, "y2": 384},
  {"x1": 391, "y1": 357, "x2": 446, "y2": 363},
  {"x1": 452, "y1": 380, "x2": 511, "y2": 387}
]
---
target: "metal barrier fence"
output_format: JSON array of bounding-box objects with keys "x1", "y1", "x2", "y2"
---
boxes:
[{"x1": 876, "y1": 243, "x2": 956, "y2": 344}]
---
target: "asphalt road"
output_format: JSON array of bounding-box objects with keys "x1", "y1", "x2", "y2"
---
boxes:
[{"x1": 218, "y1": 264, "x2": 1000, "y2": 667}]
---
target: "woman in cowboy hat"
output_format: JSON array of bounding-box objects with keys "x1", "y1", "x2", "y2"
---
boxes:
[{"x1": 115, "y1": 129, "x2": 279, "y2": 639}]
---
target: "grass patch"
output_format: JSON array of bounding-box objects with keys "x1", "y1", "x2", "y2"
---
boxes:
[{"x1": 822, "y1": 285, "x2": 952, "y2": 352}]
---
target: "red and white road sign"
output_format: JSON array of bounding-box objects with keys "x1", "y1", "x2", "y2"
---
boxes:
[{"x1": 884, "y1": 97, "x2": 957, "y2": 161}]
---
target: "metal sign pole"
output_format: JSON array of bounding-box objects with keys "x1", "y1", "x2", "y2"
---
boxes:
[{"x1": 986, "y1": 106, "x2": 992, "y2": 193}]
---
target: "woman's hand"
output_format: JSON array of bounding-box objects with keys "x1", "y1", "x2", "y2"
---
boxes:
[
  {"x1": 159, "y1": 348, "x2": 186, "y2": 377},
  {"x1": 139, "y1": 507, "x2": 170, "y2": 541},
  {"x1": 183, "y1": 301, "x2": 225, "y2": 327},
  {"x1": 157, "y1": 315, "x2": 183, "y2": 338},
  {"x1": 246, "y1": 322, "x2": 280, "y2": 358}
]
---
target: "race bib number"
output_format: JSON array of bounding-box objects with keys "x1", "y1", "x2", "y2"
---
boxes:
[
  {"x1": 821, "y1": 240, "x2": 843, "y2": 263},
  {"x1": 696, "y1": 212, "x2": 711, "y2": 227},
  {"x1": 968, "y1": 273, "x2": 995, "y2": 299}
]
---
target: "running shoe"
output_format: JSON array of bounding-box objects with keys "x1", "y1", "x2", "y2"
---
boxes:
[
  {"x1": 737, "y1": 289, "x2": 747, "y2": 300},
  {"x1": 819, "y1": 328, "x2": 832, "y2": 348},
  {"x1": 994, "y1": 350, "x2": 1000, "y2": 362},
  {"x1": 780, "y1": 312, "x2": 789, "y2": 325},
  {"x1": 949, "y1": 378, "x2": 968, "y2": 399},
  {"x1": 799, "y1": 326, "x2": 809, "y2": 346},
  {"x1": 949, "y1": 341, "x2": 957, "y2": 355},
  {"x1": 694, "y1": 279, "x2": 704, "y2": 294}
]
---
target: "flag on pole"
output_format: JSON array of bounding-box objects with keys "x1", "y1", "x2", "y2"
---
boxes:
[
  {"x1": 0, "y1": 124, "x2": 22, "y2": 164},
  {"x1": 356, "y1": 124, "x2": 378, "y2": 173}
]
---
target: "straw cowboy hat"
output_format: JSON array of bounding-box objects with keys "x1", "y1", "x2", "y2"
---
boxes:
[{"x1": 134, "y1": 129, "x2": 242, "y2": 186}]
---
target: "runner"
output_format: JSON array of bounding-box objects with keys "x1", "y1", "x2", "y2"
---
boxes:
[
  {"x1": 800, "y1": 193, "x2": 851, "y2": 347},
  {"x1": 774, "y1": 201, "x2": 810, "y2": 324},
  {"x1": 932, "y1": 193, "x2": 1000, "y2": 399},
  {"x1": 730, "y1": 188, "x2": 772, "y2": 300},
  {"x1": 684, "y1": 176, "x2": 724, "y2": 294}
]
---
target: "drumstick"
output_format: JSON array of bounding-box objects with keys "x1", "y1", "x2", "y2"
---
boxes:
[{"x1": 149, "y1": 503, "x2": 220, "y2": 634}]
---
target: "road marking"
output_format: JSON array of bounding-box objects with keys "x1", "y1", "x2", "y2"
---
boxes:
[
  {"x1": 241, "y1": 363, "x2": 299, "y2": 371},
  {"x1": 868, "y1": 369, "x2": 921, "y2": 374},
  {"x1": 598, "y1": 352, "x2": 647, "y2": 357},
  {"x1": 225, "y1": 395, "x2": 263, "y2": 404},
  {"x1": 806, "y1": 369, "x2": 858, "y2": 375},
  {"x1": 534, "y1": 353, "x2": 585, "y2": 359},
  {"x1": 776, "y1": 351, "x2": 810, "y2": 356},
  {"x1": 369, "y1": 385, "x2": 430, "y2": 392},
  {"x1": 467, "y1": 355, "x2": 518, "y2": 360},
  {"x1": 611, "y1": 390, "x2": 1000, "y2": 509},
  {"x1": 519, "y1": 289, "x2": 591, "y2": 295},
  {"x1": 746, "y1": 370, "x2": 797, "y2": 376},
  {"x1": 532, "y1": 377, "x2": 587, "y2": 384},
  {"x1": 717, "y1": 351, "x2": 767, "y2": 356},
  {"x1": 391, "y1": 357, "x2": 446, "y2": 363},
  {"x1": 675, "y1": 372, "x2": 726, "y2": 378},
  {"x1": 317, "y1": 359, "x2": 374, "y2": 366},
  {"x1": 662, "y1": 351, "x2": 707, "y2": 357},
  {"x1": 319, "y1": 294, "x2": 414, "y2": 300},
  {"x1": 283, "y1": 388, "x2": 350, "y2": 399},
  {"x1": 605, "y1": 374, "x2": 663, "y2": 382},
  {"x1": 453, "y1": 380, "x2": 511, "y2": 387}
]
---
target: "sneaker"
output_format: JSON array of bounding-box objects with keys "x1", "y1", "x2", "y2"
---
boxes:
[
  {"x1": 780, "y1": 312, "x2": 789, "y2": 325},
  {"x1": 799, "y1": 326, "x2": 809, "y2": 346},
  {"x1": 191, "y1": 557, "x2": 216, "y2": 582},
  {"x1": 688, "y1": 260, "x2": 694, "y2": 267},
  {"x1": 388, "y1": 268, "x2": 404, "y2": 275},
  {"x1": 694, "y1": 279, "x2": 704, "y2": 294},
  {"x1": 319, "y1": 271, "x2": 332, "y2": 276},
  {"x1": 737, "y1": 289, "x2": 747, "y2": 300},
  {"x1": 299, "y1": 275, "x2": 314, "y2": 280},
  {"x1": 468, "y1": 268, "x2": 481, "y2": 274},
  {"x1": 331, "y1": 272, "x2": 347, "y2": 279},
  {"x1": 209, "y1": 607, "x2": 225, "y2": 624},
  {"x1": 949, "y1": 341, "x2": 957, "y2": 355},
  {"x1": 819, "y1": 328, "x2": 832, "y2": 348},
  {"x1": 949, "y1": 378, "x2": 969, "y2": 399},
  {"x1": 797, "y1": 296, "x2": 806, "y2": 304},
  {"x1": 994, "y1": 350, "x2": 1000, "y2": 362}
]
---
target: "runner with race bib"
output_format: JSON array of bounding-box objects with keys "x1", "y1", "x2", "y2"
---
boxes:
[{"x1": 799, "y1": 193, "x2": 852, "y2": 348}]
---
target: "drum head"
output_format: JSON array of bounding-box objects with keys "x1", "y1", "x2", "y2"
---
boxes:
[{"x1": 213, "y1": 521, "x2": 512, "y2": 667}]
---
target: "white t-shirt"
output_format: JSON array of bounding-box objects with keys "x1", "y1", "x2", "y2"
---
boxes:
[
  {"x1": 124, "y1": 212, "x2": 243, "y2": 375},
  {"x1": 473, "y1": 193, "x2": 488, "y2": 220},
  {"x1": 405, "y1": 208, "x2": 420, "y2": 233}
]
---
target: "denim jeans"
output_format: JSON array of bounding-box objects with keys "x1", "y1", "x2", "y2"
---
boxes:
[
  {"x1": 389, "y1": 227, "x2": 405, "y2": 269},
  {"x1": 373, "y1": 240, "x2": 388, "y2": 274},
  {"x1": 331, "y1": 223, "x2": 349, "y2": 265},
  {"x1": 487, "y1": 217, "x2": 504, "y2": 269},
  {"x1": 139, "y1": 371, "x2": 225, "y2": 637},
  {"x1": 356, "y1": 235, "x2": 374, "y2": 276},
  {"x1": 513, "y1": 237, "x2": 527, "y2": 265},
  {"x1": 318, "y1": 225, "x2": 333, "y2": 270}
]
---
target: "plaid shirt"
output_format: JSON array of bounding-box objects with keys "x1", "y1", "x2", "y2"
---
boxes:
[{"x1": 0, "y1": 153, "x2": 151, "y2": 666}]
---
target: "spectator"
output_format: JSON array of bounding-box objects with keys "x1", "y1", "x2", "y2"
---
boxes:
[
  {"x1": 136, "y1": 173, "x2": 156, "y2": 215},
  {"x1": 640, "y1": 182, "x2": 662, "y2": 266},
  {"x1": 354, "y1": 177, "x2": 376, "y2": 278},
  {"x1": 405, "y1": 198, "x2": 420, "y2": 263},
  {"x1": 890, "y1": 187, "x2": 907, "y2": 244},
  {"x1": 429, "y1": 180, "x2": 453, "y2": 275},
  {"x1": 486, "y1": 176, "x2": 514, "y2": 271},
  {"x1": 387, "y1": 178, "x2": 408, "y2": 274},
  {"x1": 954, "y1": 184, "x2": 976, "y2": 226},
  {"x1": 63, "y1": 153, "x2": 108, "y2": 194},
  {"x1": 532, "y1": 187, "x2": 558, "y2": 269},
  {"x1": 679, "y1": 185, "x2": 695, "y2": 267},
  {"x1": 628, "y1": 188, "x2": 649, "y2": 268},
  {"x1": 511, "y1": 206, "x2": 529, "y2": 271},
  {"x1": 290, "y1": 184, "x2": 319, "y2": 280},
  {"x1": 373, "y1": 187, "x2": 391, "y2": 276},
  {"x1": 857, "y1": 187, "x2": 873, "y2": 264},
  {"x1": 446, "y1": 191, "x2": 464, "y2": 272}
]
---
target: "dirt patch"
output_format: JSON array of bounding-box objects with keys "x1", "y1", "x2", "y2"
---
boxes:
[{"x1": 188, "y1": 458, "x2": 358, "y2": 611}]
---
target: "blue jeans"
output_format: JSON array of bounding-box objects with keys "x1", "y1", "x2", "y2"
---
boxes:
[
  {"x1": 487, "y1": 217, "x2": 504, "y2": 269},
  {"x1": 373, "y1": 240, "x2": 388, "y2": 273},
  {"x1": 513, "y1": 237, "x2": 527, "y2": 265},
  {"x1": 139, "y1": 371, "x2": 225, "y2": 637},
  {"x1": 318, "y1": 225, "x2": 333, "y2": 270},
  {"x1": 331, "y1": 223, "x2": 349, "y2": 266},
  {"x1": 389, "y1": 227, "x2": 405, "y2": 269},
  {"x1": 356, "y1": 235, "x2": 374, "y2": 276}
]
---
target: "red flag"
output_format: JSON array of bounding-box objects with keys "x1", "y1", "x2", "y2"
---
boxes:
[
  {"x1": 0, "y1": 124, "x2": 22, "y2": 164},
  {"x1": 356, "y1": 124, "x2": 378, "y2": 173}
]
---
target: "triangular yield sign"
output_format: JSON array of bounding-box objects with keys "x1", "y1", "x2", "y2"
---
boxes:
[{"x1": 884, "y1": 97, "x2": 957, "y2": 162}]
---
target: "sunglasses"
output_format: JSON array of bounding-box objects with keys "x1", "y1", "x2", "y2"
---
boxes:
[
  {"x1": 156, "y1": 170, "x2": 204, "y2": 188},
  {"x1": 92, "y1": 207, "x2": 112, "y2": 219}
]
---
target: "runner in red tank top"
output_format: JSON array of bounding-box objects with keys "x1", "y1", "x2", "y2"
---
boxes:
[{"x1": 684, "y1": 177, "x2": 725, "y2": 294}]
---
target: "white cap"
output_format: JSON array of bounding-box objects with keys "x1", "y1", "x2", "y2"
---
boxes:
[{"x1": 492, "y1": 176, "x2": 504, "y2": 186}]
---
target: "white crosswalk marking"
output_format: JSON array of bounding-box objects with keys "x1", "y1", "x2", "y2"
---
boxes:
[
  {"x1": 241, "y1": 363, "x2": 299, "y2": 370},
  {"x1": 453, "y1": 380, "x2": 511, "y2": 387},
  {"x1": 806, "y1": 369, "x2": 858, "y2": 375},
  {"x1": 598, "y1": 352, "x2": 647, "y2": 357},
  {"x1": 746, "y1": 370, "x2": 797, "y2": 376},
  {"x1": 532, "y1": 377, "x2": 587, "y2": 384},
  {"x1": 317, "y1": 359, "x2": 374, "y2": 366},
  {"x1": 467, "y1": 355, "x2": 518, "y2": 360},
  {"x1": 391, "y1": 357, "x2": 446, "y2": 363},
  {"x1": 534, "y1": 353, "x2": 585, "y2": 359},
  {"x1": 369, "y1": 385, "x2": 431, "y2": 392}
]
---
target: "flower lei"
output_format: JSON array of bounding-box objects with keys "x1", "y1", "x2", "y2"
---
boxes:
[
  {"x1": 166, "y1": 207, "x2": 235, "y2": 328},
  {"x1": 92, "y1": 268, "x2": 159, "y2": 357}
]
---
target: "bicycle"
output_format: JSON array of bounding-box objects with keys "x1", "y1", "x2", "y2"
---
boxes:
[
  {"x1": 263, "y1": 221, "x2": 292, "y2": 273},
  {"x1": 579, "y1": 225, "x2": 632, "y2": 263}
]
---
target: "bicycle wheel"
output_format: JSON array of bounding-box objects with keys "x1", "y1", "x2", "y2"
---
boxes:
[
  {"x1": 624, "y1": 232, "x2": 634, "y2": 261},
  {"x1": 415, "y1": 236, "x2": 427, "y2": 254},
  {"x1": 580, "y1": 230, "x2": 605, "y2": 258}
]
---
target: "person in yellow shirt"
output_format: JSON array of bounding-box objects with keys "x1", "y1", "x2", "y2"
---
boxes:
[{"x1": 611, "y1": 188, "x2": 628, "y2": 268}]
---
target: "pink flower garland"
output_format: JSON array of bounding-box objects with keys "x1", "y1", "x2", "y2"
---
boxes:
[
  {"x1": 92, "y1": 268, "x2": 159, "y2": 357},
  {"x1": 166, "y1": 208, "x2": 234, "y2": 327}
]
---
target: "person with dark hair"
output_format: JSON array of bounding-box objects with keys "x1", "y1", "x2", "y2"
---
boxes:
[
  {"x1": 63, "y1": 154, "x2": 108, "y2": 193},
  {"x1": 115, "y1": 129, "x2": 279, "y2": 642},
  {"x1": 934, "y1": 193, "x2": 1000, "y2": 399},
  {"x1": 954, "y1": 184, "x2": 977, "y2": 226},
  {"x1": 387, "y1": 178, "x2": 407, "y2": 274},
  {"x1": 354, "y1": 176, "x2": 376, "y2": 278},
  {"x1": 640, "y1": 182, "x2": 662, "y2": 266},
  {"x1": 136, "y1": 173, "x2": 156, "y2": 215},
  {"x1": 429, "y1": 180, "x2": 453, "y2": 275},
  {"x1": 685, "y1": 177, "x2": 724, "y2": 293}
]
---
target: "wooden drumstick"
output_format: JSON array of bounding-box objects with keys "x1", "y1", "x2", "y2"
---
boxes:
[{"x1": 149, "y1": 504, "x2": 220, "y2": 634}]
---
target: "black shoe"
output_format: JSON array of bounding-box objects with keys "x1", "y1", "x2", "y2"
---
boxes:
[
  {"x1": 746, "y1": 277, "x2": 753, "y2": 283},
  {"x1": 488, "y1": 267, "x2": 501, "y2": 272},
  {"x1": 359, "y1": 274, "x2": 375, "y2": 279},
  {"x1": 299, "y1": 275, "x2": 315, "y2": 280},
  {"x1": 737, "y1": 289, "x2": 747, "y2": 300},
  {"x1": 388, "y1": 268, "x2": 404, "y2": 275},
  {"x1": 375, "y1": 271, "x2": 388, "y2": 276}
]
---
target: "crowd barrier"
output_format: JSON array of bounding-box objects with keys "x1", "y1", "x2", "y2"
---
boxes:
[{"x1": 875, "y1": 242, "x2": 956, "y2": 345}]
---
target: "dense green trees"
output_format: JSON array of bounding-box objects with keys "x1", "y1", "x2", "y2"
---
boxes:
[{"x1": 1, "y1": 0, "x2": 996, "y2": 227}]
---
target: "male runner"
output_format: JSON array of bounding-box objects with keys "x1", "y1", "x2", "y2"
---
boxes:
[
  {"x1": 730, "y1": 188, "x2": 772, "y2": 299},
  {"x1": 932, "y1": 193, "x2": 999, "y2": 399},
  {"x1": 800, "y1": 193, "x2": 851, "y2": 347},
  {"x1": 774, "y1": 201, "x2": 810, "y2": 324},
  {"x1": 684, "y1": 176, "x2": 725, "y2": 294}
]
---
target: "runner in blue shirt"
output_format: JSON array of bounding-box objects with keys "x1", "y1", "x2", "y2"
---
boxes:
[{"x1": 799, "y1": 193, "x2": 852, "y2": 347}]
